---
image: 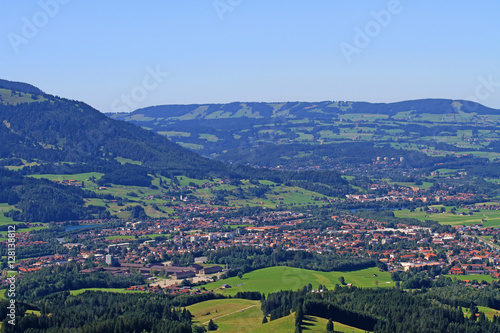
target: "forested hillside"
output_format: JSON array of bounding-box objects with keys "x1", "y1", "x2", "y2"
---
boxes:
[
  {"x1": 0, "y1": 88, "x2": 227, "y2": 178},
  {"x1": 0, "y1": 80, "x2": 351, "y2": 223}
]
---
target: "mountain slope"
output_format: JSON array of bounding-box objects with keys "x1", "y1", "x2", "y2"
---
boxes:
[
  {"x1": 0, "y1": 80, "x2": 242, "y2": 222},
  {"x1": 0, "y1": 78, "x2": 45, "y2": 95},
  {"x1": 0, "y1": 82, "x2": 228, "y2": 177}
]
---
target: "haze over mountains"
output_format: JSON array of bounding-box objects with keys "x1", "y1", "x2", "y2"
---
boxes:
[
  {"x1": 108, "y1": 98, "x2": 500, "y2": 170},
  {"x1": 110, "y1": 99, "x2": 499, "y2": 121},
  {"x1": 3, "y1": 78, "x2": 499, "y2": 174}
]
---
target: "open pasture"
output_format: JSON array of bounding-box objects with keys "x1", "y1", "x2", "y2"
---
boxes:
[
  {"x1": 202, "y1": 266, "x2": 393, "y2": 296},
  {"x1": 394, "y1": 205, "x2": 500, "y2": 227}
]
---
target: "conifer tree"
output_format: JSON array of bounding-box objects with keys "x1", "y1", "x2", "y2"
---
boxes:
[
  {"x1": 207, "y1": 319, "x2": 218, "y2": 331},
  {"x1": 326, "y1": 318, "x2": 334, "y2": 332}
]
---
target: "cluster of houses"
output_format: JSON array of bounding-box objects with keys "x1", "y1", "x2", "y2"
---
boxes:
[
  {"x1": 346, "y1": 190, "x2": 476, "y2": 203},
  {"x1": 51, "y1": 179, "x2": 83, "y2": 187},
  {"x1": 6, "y1": 201, "x2": 500, "y2": 291}
]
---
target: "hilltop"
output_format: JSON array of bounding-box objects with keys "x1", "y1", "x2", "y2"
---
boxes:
[
  {"x1": 0, "y1": 80, "x2": 228, "y2": 178},
  {"x1": 107, "y1": 99, "x2": 500, "y2": 169},
  {"x1": 109, "y1": 99, "x2": 499, "y2": 121}
]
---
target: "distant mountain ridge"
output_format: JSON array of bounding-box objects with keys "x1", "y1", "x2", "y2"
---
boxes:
[
  {"x1": 108, "y1": 99, "x2": 499, "y2": 122},
  {"x1": 106, "y1": 98, "x2": 500, "y2": 165}
]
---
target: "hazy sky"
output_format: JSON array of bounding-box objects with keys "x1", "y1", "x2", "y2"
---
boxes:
[{"x1": 1, "y1": 0, "x2": 499, "y2": 112}]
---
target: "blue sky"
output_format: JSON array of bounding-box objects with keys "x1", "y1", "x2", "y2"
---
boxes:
[{"x1": 1, "y1": 0, "x2": 499, "y2": 112}]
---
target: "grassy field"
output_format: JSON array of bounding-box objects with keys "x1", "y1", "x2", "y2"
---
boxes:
[
  {"x1": 202, "y1": 266, "x2": 393, "y2": 296},
  {"x1": 254, "y1": 313, "x2": 368, "y2": 333},
  {"x1": 176, "y1": 176, "x2": 212, "y2": 187},
  {"x1": 157, "y1": 131, "x2": 191, "y2": 138},
  {"x1": 139, "y1": 233, "x2": 167, "y2": 239},
  {"x1": 69, "y1": 288, "x2": 148, "y2": 296},
  {"x1": 462, "y1": 306, "x2": 500, "y2": 320},
  {"x1": 199, "y1": 133, "x2": 219, "y2": 142},
  {"x1": 476, "y1": 306, "x2": 500, "y2": 320},
  {"x1": 115, "y1": 157, "x2": 143, "y2": 165},
  {"x1": 0, "y1": 225, "x2": 47, "y2": 239},
  {"x1": 28, "y1": 172, "x2": 104, "y2": 182},
  {"x1": 394, "y1": 205, "x2": 500, "y2": 227},
  {"x1": 0, "y1": 204, "x2": 17, "y2": 225},
  {"x1": 177, "y1": 142, "x2": 204, "y2": 150},
  {"x1": 25, "y1": 310, "x2": 41, "y2": 316},
  {"x1": 188, "y1": 299, "x2": 262, "y2": 332},
  {"x1": 444, "y1": 274, "x2": 496, "y2": 283},
  {"x1": 187, "y1": 299, "x2": 368, "y2": 333},
  {"x1": 0, "y1": 89, "x2": 48, "y2": 105},
  {"x1": 390, "y1": 181, "x2": 433, "y2": 190},
  {"x1": 226, "y1": 184, "x2": 333, "y2": 209}
]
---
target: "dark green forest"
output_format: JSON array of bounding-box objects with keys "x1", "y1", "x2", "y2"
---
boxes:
[{"x1": 262, "y1": 286, "x2": 500, "y2": 333}]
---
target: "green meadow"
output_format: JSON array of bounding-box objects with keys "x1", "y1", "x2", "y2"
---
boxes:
[
  {"x1": 115, "y1": 157, "x2": 143, "y2": 165},
  {"x1": 0, "y1": 204, "x2": 17, "y2": 226},
  {"x1": 390, "y1": 181, "x2": 433, "y2": 190},
  {"x1": 188, "y1": 299, "x2": 262, "y2": 332},
  {"x1": 444, "y1": 275, "x2": 496, "y2": 283},
  {"x1": 462, "y1": 306, "x2": 500, "y2": 320},
  {"x1": 177, "y1": 142, "x2": 204, "y2": 150},
  {"x1": 187, "y1": 299, "x2": 368, "y2": 333},
  {"x1": 394, "y1": 205, "x2": 500, "y2": 227},
  {"x1": 0, "y1": 225, "x2": 46, "y2": 239},
  {"x1": 254, "y1": 313, "x2": 368, "y2": 333},
  {"x1": 157, "y1": 131, "x2": 191, "y2": 138},
  {"x1": 199, "y1": 133, "x2": 219, "y2": 142},
  {"x1": 25, "y1": 310, "x2": 41, "y2": 316},
  {"x1": 0, "y1": 89, "x2": 48, "y2": 105},
  {"x1": 202, "y1": 266, "x2": 394, "y2": 296},
  {"x1": 69, "y1": 288, "x2": 148, "y2": 296},
  {"x1": 28, "y1": 172, "x2": 104, "y2": 182}
]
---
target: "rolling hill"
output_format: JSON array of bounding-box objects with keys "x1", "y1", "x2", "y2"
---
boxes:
[
  {"x1": 109, "y1": 99, "x2": 499, "y2": 121},
  {"x1": 107, "y1": 99, "x2": 500, "y2": 170}
]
